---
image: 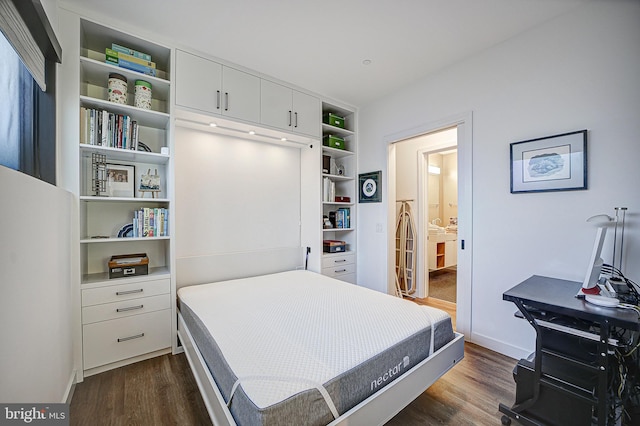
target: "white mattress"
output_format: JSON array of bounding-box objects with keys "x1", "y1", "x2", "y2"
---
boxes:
[{"x1": 178, "y1": 270, "x2": 449, "y2": 411}]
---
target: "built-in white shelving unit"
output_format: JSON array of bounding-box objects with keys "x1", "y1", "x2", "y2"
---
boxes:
[
  {"x1": 321, "y1": 103, "x2": 357, "y2": 284},
  {"x1": 62, "y1": 14, "x2": 176, "y2": 379}
]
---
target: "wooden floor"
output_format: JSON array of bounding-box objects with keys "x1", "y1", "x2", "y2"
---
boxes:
[{"x1": 70, "y1": 338, "x2": 518, "y2": 425}]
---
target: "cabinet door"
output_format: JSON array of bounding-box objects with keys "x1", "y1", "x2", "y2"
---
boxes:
[
  {"x1": 222, "y1": 66, "x2": 260, "y2": 122},
  {"x1": 175, "y1": 50, "x2": 222, "y2": 115},
  {"x1": 428, "y1": 241, "x2": 437, "y2": 270},
  {"x1": 260, "y1": 80, "x2": 292, "y2": 131},
  {"x1": 445, "y1": 240, "x2": 457, "y2": 268},
  {"x1": 292, "y1": 90, "x2": 320, "y2": 137}
]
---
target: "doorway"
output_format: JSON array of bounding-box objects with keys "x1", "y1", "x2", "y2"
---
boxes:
[
  {"x1": 424, "y1": 148, "x2": 458, "y2": 305},
  {"x1": 386, "y1": 113, "x2": 472, "y2": 336}
]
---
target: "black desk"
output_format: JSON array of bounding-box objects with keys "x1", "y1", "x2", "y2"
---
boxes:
[{"x1": 499, "y1": 275, "x2": 640, "y2": 426}]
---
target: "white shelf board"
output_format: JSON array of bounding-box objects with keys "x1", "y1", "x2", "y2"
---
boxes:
[
  {"x1": 81, "y1": 236, "x2": 170, "y2": 244},
  {"x1": 80, "y1": 195, "x2": 170, "y2": 203},
  {"x1": 323, "y1": 201, "x2": 354, "y2": 206},
  {"x1": 322, "y1": 145, "x2": 354, "y2": 158},
  {"x1": 323, "y1": 228, "x2": 355, "y2": 232},
  {"x1": 81, "y1": 266, "x2": 170, "y2": 287},
  {"x1": 80, "y1": 95, "x2": 170, "y2": 129},
  {"x1": 79, "y1": 143, "x2": 169, "y2": 164},
  {"x1": 322, "y1": 123, "x2": 354, "y2": 138},
  {"x1": 322, "y1": 173, "x2": 354, "y2": 181}
]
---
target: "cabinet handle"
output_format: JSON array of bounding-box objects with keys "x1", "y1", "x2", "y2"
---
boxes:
[
  {"x1": 334, "y1": 259, "x2": 347, "y2": 263},
  {"x1": 116, "y1": 289, "x2": 144, "y2": 296},
  {"x1": 216, "y1": 90, "x2": 221, "y2": 110},
  {"x1": 116, "y1": 304, "x2": 144, "y2": 313},
  {"x1": 335, "y1": 269, "x2": 347, "y2": 273},
  {"x1": 117, "y1": 333, "x2": 144, "y2": 342},
  {"x1": 294, "y1": 112, "x2": 298, "y2": 128},
  {"x1": 225, "y1": 92, "x2": 229, "y2": 111},
  {"x1": 288, "y1": 110, "x2": 292, "y2": 127}
]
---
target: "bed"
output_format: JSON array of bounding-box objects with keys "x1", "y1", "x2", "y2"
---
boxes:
[{"x1": 177, "y1": 263, "x2": 464, "y2": 426}]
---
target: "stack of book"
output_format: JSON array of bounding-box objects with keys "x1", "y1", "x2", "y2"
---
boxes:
[
  {"x1": 80, "y1": 107, "x2": 139, "y2": 150},
  {"x1": 132, "y1": 207, "x2": 168, "y2": 238},
  {"x1": 105, "y1": 43, "x2": 156, "y2": 77},
  {"x1": 323, "y1": 177, "x2": 336, "y2": 202},
  {"x1": 329, "y1": 208, "x2": 351, "y2": 229}
]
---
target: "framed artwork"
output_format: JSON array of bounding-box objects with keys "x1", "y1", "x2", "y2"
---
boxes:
[
  {"x1": 105, "y1": 163, "x2": 135, "y2": 198},
  {"x1": 359, "y1": 170, "x2": 382, "y2": 203},
  {"x1": 510, "y1": 130, "x2": 587, "y2": 194}
]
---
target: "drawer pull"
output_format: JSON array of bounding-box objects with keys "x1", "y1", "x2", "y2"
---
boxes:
[
  {"x1": 335, "y1": 269, "x2": 347, "y2": 273},
  {"x1": 334, "y1": 259, "x2": 347, "y2": 263},
  {"x1": 117, "y1": 333, "x2": 145, "y2": 343},
  {"x1": 116, "y1": 304, "x2": 144, "y2": 313},
  {"x1": 116, "y1": 289, "x2": 144, "y2": 296}
]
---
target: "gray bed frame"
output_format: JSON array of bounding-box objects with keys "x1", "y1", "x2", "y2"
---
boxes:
[{"x1": 176, "y1": 247, "x2": 465, "y2": 425}]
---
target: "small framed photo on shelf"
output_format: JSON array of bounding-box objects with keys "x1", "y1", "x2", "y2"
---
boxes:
[
  {"x1": 139, "y1": 168, "x2": 161, "y2": 198},
  {"x1": 105, "y1": 163, "x2": 135, "y2": 197},
  {"x1": 510, "y1": 130, "x2": 587, "y2": 194}
]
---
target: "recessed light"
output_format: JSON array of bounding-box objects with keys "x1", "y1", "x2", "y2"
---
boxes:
[
  {"x1": 362, "y1": 59, "x2": 372, "y2": 65},
  {"x1": 209, "y1": 122, "x2": 217, "y2": 127},
  {"x1": 249, "y1": 130, "x2": 255, "y2": 135},
  {"x1": 281, "y1": 137, "x2": 287, "y2": 141}
]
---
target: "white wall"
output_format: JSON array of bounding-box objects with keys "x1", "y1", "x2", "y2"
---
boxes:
[
  {"x1": 357, "y1": 1, "x2": 640, "y2": 358},
  {"x1": 0, "y1": 167, "x2": 74, "y2": 402}
]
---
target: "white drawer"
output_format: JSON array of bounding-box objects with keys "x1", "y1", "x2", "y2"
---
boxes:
[
  {"x1": 321, "y1": 253, "x2": 355, "y2": 269},
  {"x1": 83, "y1": 309, "x2": 171, "y2": 370},
  {"x1": 322, "y1": 262, "x2": 356, "y2": 278},
  {"x1": 82, "y1": 278, "x2": 170, "y2": 307},
  {"x1": 82, "y1": 294, "x2": 171, "y2": 324}
]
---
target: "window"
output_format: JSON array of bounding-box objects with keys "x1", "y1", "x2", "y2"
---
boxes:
[{"x1": 0, "y1": 0, "x2": 61, "y2": 185}]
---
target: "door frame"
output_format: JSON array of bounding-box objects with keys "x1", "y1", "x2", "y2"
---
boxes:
[{"x1": 386, "y1": 112, "x2": 472, "y2": 336}]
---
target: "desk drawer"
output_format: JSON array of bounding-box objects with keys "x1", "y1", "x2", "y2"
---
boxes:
[
  {"x1": 83, "y1": 309, "x2": 171, "y2": 369},
  {"x1": 321, "y1": 253, "x2": 355, "y2": 269},
  {"x1": 82, "y1": 279, "x2": 170, "y2": 306},
  {"x1": 82, "y1": 294, "x2": 171, "y2": 324}
]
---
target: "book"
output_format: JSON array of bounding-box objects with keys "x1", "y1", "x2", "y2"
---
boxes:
[
  {"x1": 111, "y1": 43, "x2": 152, "y2": 62},
  {"x1": 105, "y1": 48, "x2": 156, "y2": 69},
  {"x1": 117, "y1": 58, "x2": 157, "y2": 77}
]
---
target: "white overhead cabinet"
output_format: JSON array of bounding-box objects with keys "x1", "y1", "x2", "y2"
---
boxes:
[
  {"x1": 175, "y1": 49, "x2": 260, "y2": 123},
  {"x1": 260, "y1": 80, "x2": 320, "y2": 137}
]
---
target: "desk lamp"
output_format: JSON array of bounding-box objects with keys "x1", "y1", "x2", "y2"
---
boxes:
[{"x1": 579, "y1": 214, "x2": 620, "y2": 307}]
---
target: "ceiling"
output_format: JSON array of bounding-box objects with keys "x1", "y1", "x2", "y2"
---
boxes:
[{"x1": 60, "y1": 0, "x2": 594, "y2": 108}]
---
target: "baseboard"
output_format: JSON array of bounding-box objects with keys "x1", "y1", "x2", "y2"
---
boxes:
[
  {"x1": 63, "y1": 370, "x2": 77, "y2": 404},
  {"x1": 469, "y1": 331, "x2": 531, "y2": 360}
]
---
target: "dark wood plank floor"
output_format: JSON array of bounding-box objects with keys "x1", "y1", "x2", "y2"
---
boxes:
[{"x1": 70, "y1": 342, "x2": 518, "y2": 425}]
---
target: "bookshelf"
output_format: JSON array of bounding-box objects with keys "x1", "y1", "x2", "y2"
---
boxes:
[
  {"x1": 321, "y1": 102, "x2": 357, "y2": 284},
  {"x1": 62, "y1": 14, "x2": 176, "y2": 378}
]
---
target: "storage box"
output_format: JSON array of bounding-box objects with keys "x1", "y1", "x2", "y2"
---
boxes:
[
  {"x1": 323, "y1": 113, "x2": 345, "y2": 129},
  {"x1": 323, "y1": 240, "x2": 346, "y2": 253},
  {"x1": 323, "y1": 134, "x2": 345, "y2": 150},
  {"x1": 108, "y1": 253, "x2": 149, "y2": 279}
]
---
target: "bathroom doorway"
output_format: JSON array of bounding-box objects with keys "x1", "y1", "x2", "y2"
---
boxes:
[
  {"x1": 393, "y1": 127, "x2": 457, "y2": 303},
  {"x1": 424, "y1": 148, "x2": 458, "y2": 305},
  {"x1": 387, "y1": 112, "x2": 472, "y2": 335}
]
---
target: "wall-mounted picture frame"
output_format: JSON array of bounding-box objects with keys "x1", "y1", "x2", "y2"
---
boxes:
[
  {"x1": 359, "y1": 170, "x2": 382, "y2": 203},
  {"x1": 105, "y1": 163, "x2": 135, "y2": 198},
  {"x1": 510, "y1": 130, "x2": 587, "y2": 194}
]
